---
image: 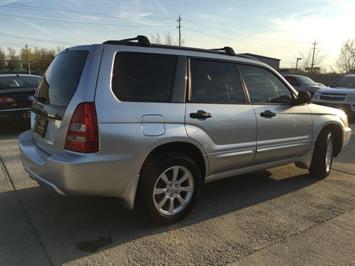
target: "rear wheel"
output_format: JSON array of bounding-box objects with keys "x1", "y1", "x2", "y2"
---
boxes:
[
  {"x1": 309, "y1": 129, "x2": 333, "y2": 178},
  {"x1": 139, "y1": 153, "x2": 202, "y2": 225}
]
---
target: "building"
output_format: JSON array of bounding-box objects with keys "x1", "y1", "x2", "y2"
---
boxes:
[{"x1": 239, "y1": 53, "x2": 281, "y2": 70}]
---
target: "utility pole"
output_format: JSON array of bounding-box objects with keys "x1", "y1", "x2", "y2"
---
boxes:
[
  {"x1": 310, "y1": 41, "x2": 318, "y2": 72},
  {"x1": 25, "y1": 44, "x2": 31, "y2": 75},
  {"x1": 296, "y1": 57, "x2": 302, "y2": 70},
  {"x1": 177, "y1": 15, "x2": 182, "y2": 47}
]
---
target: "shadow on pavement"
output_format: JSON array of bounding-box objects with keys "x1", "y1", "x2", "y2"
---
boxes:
[
  {"x1": 0, "y1": 118, "x2": 29, "y2": 140},
  {"x1": 0, "y1": 169, "x2": 319, "y2": 265}
]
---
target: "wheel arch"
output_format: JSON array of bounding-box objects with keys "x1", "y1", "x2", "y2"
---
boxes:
[
  {"x1": 140, "y1": 141, "x2": 208, "y2": 179},
  {"x1": 316, "y1": 123, "x2": 343, "y2": 157}
]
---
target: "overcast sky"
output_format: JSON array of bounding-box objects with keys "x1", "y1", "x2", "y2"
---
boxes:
[{"x1": 1, "y1": 0, "x2": 354, "y2": 69}]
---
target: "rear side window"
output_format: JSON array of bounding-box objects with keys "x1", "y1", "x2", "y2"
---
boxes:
[
  {"x1": 112, "y1": 52, "x2": 177, "y2": 102},
  {"x1": 190, "y1": 59, "x2": 246, "y2": 104},
  {"x1": 37, "y1": 50, "x2": 88, "y2": 107},
  {"x1": 0, "y1": 76, "x2": 41, "y2": 90}
]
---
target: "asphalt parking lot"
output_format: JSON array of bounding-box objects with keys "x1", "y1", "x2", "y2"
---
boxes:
[{"x1": 0, "y1": 121, "x2": 355, "y2": 266}]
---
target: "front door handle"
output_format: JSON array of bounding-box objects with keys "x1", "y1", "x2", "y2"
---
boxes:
[
  {"x1": 190, "y1": 110, "x2": 212, "y2": 119},
  {"x1": 260, "y1": 110, "x2": 276, "y2": 118}
]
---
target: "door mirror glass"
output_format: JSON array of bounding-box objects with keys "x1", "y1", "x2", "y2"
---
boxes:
[{"x1": 294, "y1": 91, "x2": 311, "y2": 105}]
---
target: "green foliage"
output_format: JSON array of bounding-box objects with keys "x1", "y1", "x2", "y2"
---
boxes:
[{"x1": 0, "y1": 45, "x2": 61, "y2": 75}]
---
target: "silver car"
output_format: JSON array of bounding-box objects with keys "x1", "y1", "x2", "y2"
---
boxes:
[
  {"x1": 19, "y1": 36, "x2": 352, "y2": 225},
  {"x1": 312, "y1": 74, "x2": 355, "y2": 118}
]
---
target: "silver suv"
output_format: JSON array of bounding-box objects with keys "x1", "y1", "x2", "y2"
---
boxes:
[{"x1": 19, "y1": 36, "x2": 352, "y2": 225}]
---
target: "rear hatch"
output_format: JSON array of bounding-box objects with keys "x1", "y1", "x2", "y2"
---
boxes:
[
  {"x1": 31, "y1": 46, "x2": 102, "y2": 154},
  {"x1": 0, "y1": 76, "x2": 40, "y2": 110}
]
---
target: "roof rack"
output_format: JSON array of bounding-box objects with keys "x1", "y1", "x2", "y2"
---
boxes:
[
  {"x1": 103, "y1": 35, "x2": 241, "y2": 57},
  {"x1": 236, "y1": 54, "x2": 259, "y2": 61},
  {"x1": 210, "y1": 46, "x2": 236, "y2": 56},
  {"x1": 103, "y1": 35, "x2": 151, "y2": 47}
]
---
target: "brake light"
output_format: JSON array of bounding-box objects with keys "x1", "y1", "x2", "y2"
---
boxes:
[
  {"x1": 65, "y1": 102, "x2": 99, "y2": 153},
  {"x1": 0, "y1": 96, "x2": 16, "y2": 105}
]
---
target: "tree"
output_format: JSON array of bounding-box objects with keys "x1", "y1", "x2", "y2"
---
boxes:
[
  {"x1": 0, "y1": 48, "x2": 5, "y2": 69},
  {"x1": 20, "y1": 46, "x2": 57, "y2": 75},
  {"x1": 300, "y1": 48, "x2": 326, "y2": 73},
  {"x1": 337, "y1": 39, "x2": 355, "y2": 73},
  {"x1": 7, "y1": 47, "x2": 20, "y2": 71},
  {"x1": 150, "y1": 32, "x2": 184, "y2": 46}
]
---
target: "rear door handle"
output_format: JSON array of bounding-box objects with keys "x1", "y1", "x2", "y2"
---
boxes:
[
  {"x1": 190, "y1": 110, "x2": 212, "y2": 119},
  {"x1": 260, "y1": 110, "x2": 276, "y2": 118}
]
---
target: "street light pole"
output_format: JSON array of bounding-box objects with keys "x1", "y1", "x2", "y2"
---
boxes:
[{"x1": 296, "y1": 57, "x2": 302, "y2": 70}]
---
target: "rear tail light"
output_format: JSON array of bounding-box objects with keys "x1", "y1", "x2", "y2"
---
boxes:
[
  {"x1": 65, "y1": 102, "x2": 99, "y2": 153},
  {"x1": 0, "y1": 96, "x2": 16, "y2": 105}
]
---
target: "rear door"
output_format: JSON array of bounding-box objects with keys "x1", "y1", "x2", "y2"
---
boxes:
[
  {"x1": 185, "y1": 59, "x2": 257, "y2": 176},
  {"x1": 238, "y1": 64, "x2": 312, "y2": 163},
  {"x1": 31, "y1": 46, "x2": 102, "y2": 154}
]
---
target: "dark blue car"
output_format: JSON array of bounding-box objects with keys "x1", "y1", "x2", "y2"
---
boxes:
[{"x1": 0, "y1": 74, "x2": 41, "y2": 122}]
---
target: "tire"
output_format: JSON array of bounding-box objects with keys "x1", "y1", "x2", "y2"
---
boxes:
[
  {"x1": 309, "y1": 129, "x2": 334, "y2": 178},
  {"x1": 139, "y1": 153, "x2": 202, "y2": 225}
]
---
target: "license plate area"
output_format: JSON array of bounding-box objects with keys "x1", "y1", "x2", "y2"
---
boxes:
[{"x1": 34, "y1": 115, "x2": 48, "y2": 137}]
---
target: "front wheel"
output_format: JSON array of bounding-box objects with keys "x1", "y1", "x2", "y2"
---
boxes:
[
  {"x1": 309, "y1": 130, "x2": 333, "y2": 178},
  {"x1": 139, "y1": 154, "x2": 202, "y2": 225}
]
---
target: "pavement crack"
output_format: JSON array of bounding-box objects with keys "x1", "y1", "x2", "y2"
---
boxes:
[
  {"x1": 0, "y1": 156, "x2": 54, "y2": 266},
  {"x1": 332, "y1": 168, "x2": 355, "y2": 176}
]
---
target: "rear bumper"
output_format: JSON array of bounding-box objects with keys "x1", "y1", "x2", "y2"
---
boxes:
[
  {"x1": 0, "y1": 108, "x2": 31, "y2": 119},
  {"x1": 19, "y1": 130, "x2": 142, "y2": 209}
]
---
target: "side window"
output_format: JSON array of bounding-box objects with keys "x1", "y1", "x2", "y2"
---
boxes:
[
  {"x1": 112, "y1": 52, "x2": 177, "y2": 102},
  {"x1": 190, "y1": 59, "x2": 246, "y2": 104},
  {"x1": 285, "y1": 76, "x2": 300, "y2": 86},
  {"x1": 238, "y1": 64, "x2": 293, "y2": 104}
]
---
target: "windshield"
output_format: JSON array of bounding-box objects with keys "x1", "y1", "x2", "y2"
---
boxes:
[
  {"x1": 0, "y1": 76, "x2": 41, "y2": 90},
  {"x1": 331, "y1": 75, "x2": 355, "y2": 88},
  {"x1": 296, "y1": 76, "x2": 316, "y2": 85}
]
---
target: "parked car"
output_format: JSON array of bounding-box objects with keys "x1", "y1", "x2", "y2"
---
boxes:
[
  {"x1": 19, "y1": 36, "x2": 351, "y2": 225},
  {"x1": 312, "y1": 74, "x2": 355, "y2": 118},
  {"x1": 0, "y1": 74, "x2": 41, "y2": 122},
  {"x1": 283, "y1": 74, "x2": 325, "y2": 96}
]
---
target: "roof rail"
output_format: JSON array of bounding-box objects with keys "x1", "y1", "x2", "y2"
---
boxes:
[
  {"x1": 103, "y1": 35, "x2": 151, "y2": 47},
  {"x1": 236, "y1": 54, "x2": 259, "y2": 61},
  {"x1": 102, "y1": 36, "x2": 243, "y2": 58},
  {"x1": 210, "y1": 46, "x2": 236, "y2": 56}
]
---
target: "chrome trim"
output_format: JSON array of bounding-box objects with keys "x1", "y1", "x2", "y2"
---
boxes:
[
  {"x1": 214, "y1": 149, "x2": 254, "y2": 158},
  {"x1": 257, "y1": 142, "x2": 309, "y2": 153},
  {"x1": 257, "y1": 135, "x2": 311, "y2": 146},
  {"x1": 0, "y1": 107, "x2": 31, "y2": 112}
]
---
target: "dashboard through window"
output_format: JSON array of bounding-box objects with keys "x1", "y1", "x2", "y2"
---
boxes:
[
  {"x1": 238, "y1": 64, "x2": 293, "y2": 104},
  {"x1": 190, "y1": 59, "x2": 246, "y2": 104}
]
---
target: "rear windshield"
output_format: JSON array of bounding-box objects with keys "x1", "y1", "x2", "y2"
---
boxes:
[
  {"x1": 0, "y1": 76, "x2": 41, "y2": 90},
  {"x1": 111, "y1": 52, "x2": 177, "y2": 102},
  {"x1": 37, "y1": 50, "x2": 88, "y2": 107},
  {"x1": 296, "y1": 76, "x2": 316, "y2": 85}
]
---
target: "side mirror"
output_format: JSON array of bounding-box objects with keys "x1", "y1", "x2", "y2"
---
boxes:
[{"x1": 294, "y1": 91, "x2": 311, "y2": 105}]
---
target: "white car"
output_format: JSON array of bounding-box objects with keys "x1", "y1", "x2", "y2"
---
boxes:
[{"x1": 313, "y1": 74, "x2": 355, "y2": 118}]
